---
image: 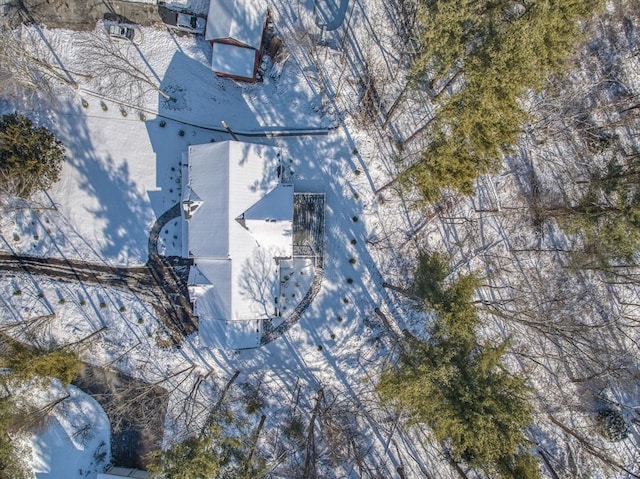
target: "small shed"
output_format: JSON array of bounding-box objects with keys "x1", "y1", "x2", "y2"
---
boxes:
[
  {"x1": 205, "y1": 0, "x2": 267, "y2": 81},
  {"x1": 98, "y1": 466, "x2": 147, "y2": 478}
]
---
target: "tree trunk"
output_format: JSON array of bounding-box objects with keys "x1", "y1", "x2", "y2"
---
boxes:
[{"x1": 303, "y1": 388, "x2": 324, "y2": 479}]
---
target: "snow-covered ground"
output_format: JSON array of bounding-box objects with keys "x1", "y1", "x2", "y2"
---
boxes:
[
  {"x1": 28, "y1": 383, "x2": 111, "y2": 479},
  {"x1": 1, "y1": 0, "x2": 639, "y2": 477}
]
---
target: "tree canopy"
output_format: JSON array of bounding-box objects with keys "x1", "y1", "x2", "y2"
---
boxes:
[
  {"x1": 561, "y1": 154, "x2": 640, "y2": 265},
  {"x1": 0, "y1": 398, "x2": 31, "y2": 479},
  {"x1": 402, "y1": 0, "x2": 604, "y2": 203},
  {"x1": 0, "y1": 339, "x2": 82, "y2": 479},
  {"x1": 377, "y1": 253, "x2": 539, "y2": 478},
  {"x1": 2, "y1": 341, "x2": 82, "y2": 386},
  {"x1": 147, "y1": 412, "x2": 267, "y2": 479},
  {"x1": 0, "y1": 113, "x2": 65, "y2": 198}
]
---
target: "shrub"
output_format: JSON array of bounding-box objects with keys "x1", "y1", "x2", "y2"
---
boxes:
[
  {"x1": 241, "y1": 382, "x2": 265, "y2": 414},
  {"x1": 283, "y1": 416, "x2": 305, "y2": 440},
  {"x1": 597, "y1": 409, "x2": 629, "y2": 442}
]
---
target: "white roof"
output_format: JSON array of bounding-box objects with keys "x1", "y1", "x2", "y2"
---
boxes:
[
  {"x1": 205, "y1": 0, "x2": 266, "y2": 49},
  {"x1": 184, "y1": 141, "x2": 284, "y2": 258},
  {"x1": 183, "y1": 141, "x2": 292, "y2": 348},
  {"x1": 98, "y1": 468, "x2": 147, "y2": 479},
  {"x1": 243, "y1": 183, "x2": 294, "y2": 253},
  {"x1": 210, "y1": 42, "x2": 257, "y2": 80}
]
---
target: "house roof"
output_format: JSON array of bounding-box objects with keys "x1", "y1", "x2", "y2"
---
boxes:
[
  {"x1": 242, "y1": 183, "x2": 294, "y2": 252},
  {"x1": 182, "y1": 141, "x2": 293, "y2": 348},
  {"x1": 205, "y1": 0, "x2": 266, "y2": 49}
]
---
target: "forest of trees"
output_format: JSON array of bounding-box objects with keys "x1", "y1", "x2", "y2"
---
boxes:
[{"x1": 374, "y1": 0, "x2": 639, "y2": 477}]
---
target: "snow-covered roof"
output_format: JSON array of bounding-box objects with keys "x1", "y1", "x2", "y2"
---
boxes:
[
  {"x1": 210, "y1": 42, "x2": 258, "y2": 81},
  {"x1": 205, "y1": 0, "x2": 266, "y2": 49},
  {"x1": 183, "y1": 141, "x2": 293, "y2": 348},
  {"x1": 243, "y1": 183, "x2": 294, "y2": 253},
  {"x1": 98, "y1": 467, "x2": 147, "y2": 479},
  {"x1": 184, "y1": 141, "x2": 287, "y2": 258}
]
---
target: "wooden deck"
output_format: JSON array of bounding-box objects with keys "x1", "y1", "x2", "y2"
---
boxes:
[{"x1": 292, "y1": 193, "x2": 325, "y2": 268}]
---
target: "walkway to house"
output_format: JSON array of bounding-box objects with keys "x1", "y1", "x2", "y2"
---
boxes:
[
  {"x1": 148, "y1": 202, "x2": 182, "y2": 258},
  {"x1": 260, "y1": 267, "x2": 324, "y2": 345}
]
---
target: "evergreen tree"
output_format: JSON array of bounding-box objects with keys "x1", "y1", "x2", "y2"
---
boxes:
[
  {"x1": 377, "y1": 253, "x2": 539, "y2": 477},
  {"x1": 147, "y1": 412, "x2": 267, "y2": 479},
  {"x1": 1, "y1": 340, "x2": 82, "y2": 386},
  {"x1": 0, "y1": 398, "x2": 30, "y2": 479},
  {"x1": 403, "y1": 0, "x2": 604, "y2": 203},
  {"x1": 147, "y1": 432, "x2": 225, "y2": 479},
  {"x1": 560, "y1": 155, "x2": 640, "y2": 264},
  {"x1": 0, "y1": 113, "x2": 65, "y2": 198}
]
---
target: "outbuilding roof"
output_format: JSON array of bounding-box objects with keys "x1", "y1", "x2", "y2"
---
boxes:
[
  {"x1": 210, "y1": 42, "x2": 259, "y2": 82},
  {"x1": 205, "y1": 0, "x2": 266, "y2": 49}
]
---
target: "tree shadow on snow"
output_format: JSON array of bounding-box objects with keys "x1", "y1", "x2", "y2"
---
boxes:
[{"x1": 47, "y1": 101, "x2": 155, "y2": 264}]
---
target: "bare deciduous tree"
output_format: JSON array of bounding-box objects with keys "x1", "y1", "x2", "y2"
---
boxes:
[
  {"x1": 77, "y1": 30, "x2": 174, "y2": 106},
  {"x1": 0, "y1": 25, "x2": 81, "y2": 103}
]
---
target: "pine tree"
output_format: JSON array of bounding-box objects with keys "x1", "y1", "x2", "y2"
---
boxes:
[
  {"x1": 0, "y1": 113, "x2": 65, "y2": 198},
  {"x1": 402, "y1": 0, "x2": 605, "y2": 203},
  {"x1": 377, "y1": 253, "x2": 539, "y2": 476},
  {"x1": 560, "y1": 155, "x2": 640, "y2": 264},
  {"x1": 147, "y1": 433, "x2": 224, "y2": 479},
  {"x1": 1, "y1": 340, "x2": 82, "y2": 386},
  {"x1": 147, "y1": 411, "x2": 267, "y2": 479},
  {"x1": 0, "y1": 398, "x2": 30, "y2": 479}
]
